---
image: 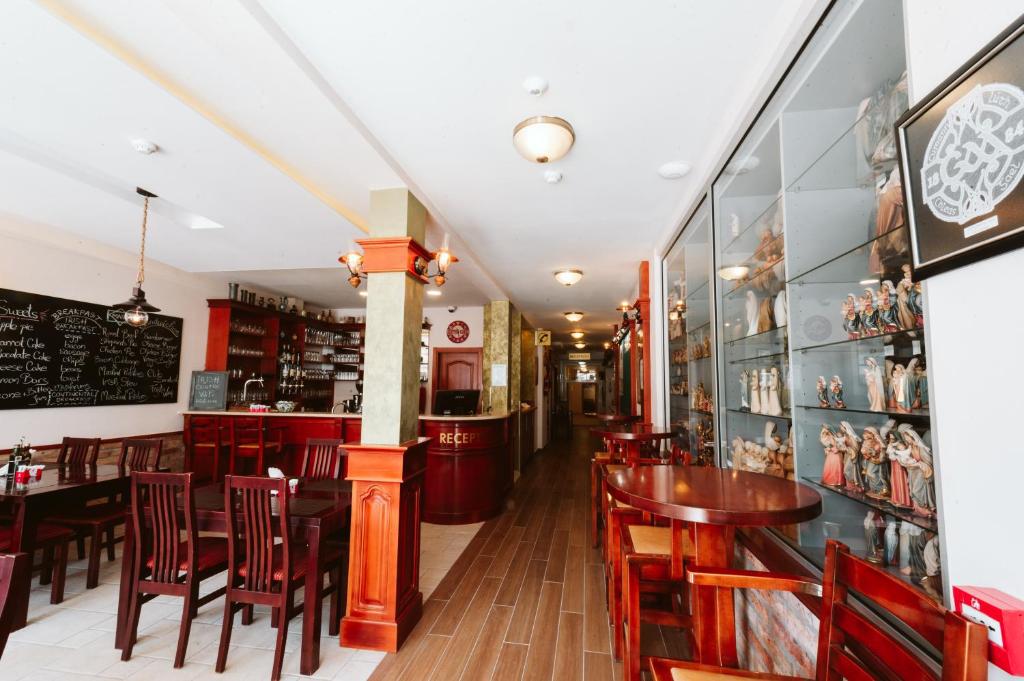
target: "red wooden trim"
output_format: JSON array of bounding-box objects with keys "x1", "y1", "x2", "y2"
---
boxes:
[
  {"x1": 357, "y1": 236, "x2": 432, "y2": 283},
  {"x1": 0, "y1": 431, "x2": 183, "y2": 455}
]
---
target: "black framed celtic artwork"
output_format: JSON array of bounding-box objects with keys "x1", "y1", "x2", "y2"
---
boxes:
[{"x1": 897, "y1": 13, "x2": 1024, "y2": 278}]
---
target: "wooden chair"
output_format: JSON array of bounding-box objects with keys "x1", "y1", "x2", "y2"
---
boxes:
[
  {"x1": 648, "y1": 539, "x2": 989, "y2": 681},
  {"x1": 49, "y1": 438, "x2": 164, "y2": 589},
  {"x1": 228, "y1": 417, "x2": 282, "y2": 477},
  {"x1": 299, "y1": 438, "x2": 347, "y2": 480},
  {"x1": 186, "y1": 416, "x2": 228, "y2": 482},
  {"x1": 0, "y1": 553, "x2": 29, "y2": 659},
  {"x1": 56, "y1": 436, "x2": 101, "y2": 466},
  {"x1": 120, "y1": 472, "x2": 229, "y2": 668},
  {"x1": 216, "y1": 475, "x2": 344, "y2": 681},
  {"x1": 0, "y1": 524, "x2": 72, "y2": 604}
]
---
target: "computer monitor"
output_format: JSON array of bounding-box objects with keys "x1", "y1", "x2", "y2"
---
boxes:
[{"x1": 433, "y1": 389, "x2": 480, "y2": 416}]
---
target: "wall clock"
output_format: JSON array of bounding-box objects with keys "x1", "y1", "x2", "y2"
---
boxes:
[{"x1": 446, "y1": 320, "x2": 469, "y2": 344}]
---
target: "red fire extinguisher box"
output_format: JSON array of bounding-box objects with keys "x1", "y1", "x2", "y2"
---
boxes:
[{"x1": 953, "y1": 585, "x2": 1024, "y2": 676}]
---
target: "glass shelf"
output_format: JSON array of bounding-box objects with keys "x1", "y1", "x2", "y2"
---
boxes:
[
  {"x1": 722, "y1": 261, "x2": 787, "y2": 301},
  {"x1": 727, "y1": 350, "x2": 789, "y2": 365},
  {"x1": 726, "y1": 407, "x2": 792, "y2": 421},
  {"x1": 803, "y1": 478, "x2": 937, "y2": 532},
  {"x1": 788, "y1": 226, "x2": 910, "y2": 285},
  {"x1": 796, "y1": 404, "x2": 930, "y2": 420},
  {"x1": 720, "y1": 195, "x2": 784, "y2": 258},
  {"x1": 795, "y1": 326, "x2": 923, "y2": 354}
]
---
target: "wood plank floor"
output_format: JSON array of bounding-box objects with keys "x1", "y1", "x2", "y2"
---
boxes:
[{"x1": 369, "y1": 426, "x2": 624, "y2": 681}]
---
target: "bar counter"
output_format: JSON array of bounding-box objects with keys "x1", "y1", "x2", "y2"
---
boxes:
[{"x1": 182, "y1": 410, "x2": 514, "y2": 524}]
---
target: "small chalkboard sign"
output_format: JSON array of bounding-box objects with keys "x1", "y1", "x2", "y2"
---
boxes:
[{"x1": 188, "y1": 371, "x2": 228, "y2": 411}]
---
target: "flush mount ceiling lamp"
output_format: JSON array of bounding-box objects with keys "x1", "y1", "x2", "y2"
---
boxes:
[
  {"x1": 573, "y1": 342, "x2": 586, "y2": 349},
  {"x1": 569, "y1": 331, "x2": 584, "y2": 340},
  {"x1": 554, "y1": 269, "x2": 583, "y2": 286},
  {"x1": 113, "y1": 188, "x2": 160, "y2": 327},
  {"x1": 513, "y1": 116, "x2": 575, "y2": 164},
  {"x1": 717, "y1": 264, "x2": 751, "y2": 281},
  {"x1": 426, "y1": 289, "x2": 443, "y2": 297},
  {"x1": 564, "y1": 311, "x2": 584, "y2": 323},
  {"x1": 657, "y1": 161, "x2": 691, "y2": 179}
]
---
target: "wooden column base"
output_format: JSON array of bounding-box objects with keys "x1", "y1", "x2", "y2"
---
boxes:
[{"x1": 340, "y1": 437, "x2": 429, "y2": 652}]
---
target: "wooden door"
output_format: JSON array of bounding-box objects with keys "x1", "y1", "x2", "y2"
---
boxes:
[
  {"x1": 433, "y1": 348, "x2": 482, "y2": 398},
  {"x1": 568, "y1": 382, "x2": 583, "y2": 415}
]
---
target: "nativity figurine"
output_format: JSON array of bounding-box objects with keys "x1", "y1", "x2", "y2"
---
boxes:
[
  {"x1": 829, "y1": 375, "x2": 846, "y2": 409},
  {"x1": 864, "y1": 357, "x2": 885, "y2": 412}
]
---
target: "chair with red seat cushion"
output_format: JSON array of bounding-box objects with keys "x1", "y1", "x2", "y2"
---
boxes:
[
  {"x1": 49, "y1": 438, "x2": 163, "y2": 589},
  {"x1": 0, "y1": 524, "x2": 71, "y2": 605},
  {"x1": 299, "y1": 438, "x2": 347, "y2": 481},
  {"x1": 120, "y1": 472, "x2": 228, "y2": 669},
  {"x1": 228, "y1": 417, "x2": 282, "y2": 477},
  {"x1": 0, "y1": 552, "x2": 29, "y2": 660},
  {"x1": 216, "y1": 475, "x2": 343, "y2": 681},
  {"x1": 647, "y1": 540, "x2": 989, "y2": 681}
]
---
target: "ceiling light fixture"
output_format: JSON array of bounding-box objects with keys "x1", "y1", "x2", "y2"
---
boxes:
[
  {"x1": 513, "y1": 116, "x2": 575, "y2": 163},
  {"x1": 603, "y1": 342, "x2": 611, "y2": 350},
  {"x1": 426, "y1": 289, "x2": 442, "y2": 297},
  {"x1": 617, "y1": 301, "x2": 631, "y2": 312},
  {"x1": 657, "y1": 161, "x2": 691, "y2": 179},
  {"x1": 113, "y1": 188, "x2": 160, "y2": 327},
  {"x1": 554, "y1": 269, "x2": 583, "y2": 286},
  {"x1": 131, "y1": 138, "x2": 158, "y2": 155},
  {"x1": 358, "y1": 291, "x2": 368, "y2": 298},
  {"x1": 564, "y1": 311, "x2": 584, "y2": 323},
  {"x1": 574, "y1": 342, "x2": 586, "y2": 349},
  {"x1": 544, "y1": 170, "x2": 563, "y2": 184},
  {"x1": 569, "y1": 331, "x2": 584, "y2": 340},
  {"x1": 717, "y1": 265, "x2": 750, "y2": 281}
]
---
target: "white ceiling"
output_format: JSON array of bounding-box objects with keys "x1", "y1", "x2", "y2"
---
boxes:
[{"x1": 0, "y1": 0, "x2": 818, "y2": 342}]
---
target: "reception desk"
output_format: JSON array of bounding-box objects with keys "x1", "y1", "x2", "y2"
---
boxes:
[{"x1": 182, "y1": 411, "x2": 513, "y2": 525}]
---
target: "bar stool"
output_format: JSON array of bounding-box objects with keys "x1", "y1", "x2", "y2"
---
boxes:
[
  {"x1": 228, "y1": 417, "x2": 282, "y2": 477},
  {"x1": 187, "y1": 416, "x2": 229, "y2": 482}
]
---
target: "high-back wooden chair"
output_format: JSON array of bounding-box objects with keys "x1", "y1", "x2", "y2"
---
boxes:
[
  {"x1": 186, "y1": 416, "x2": 228, "y2": 482},
  {"x1": 51, "y1": 437, "x2": 166, "y2": 589},
  {"x1": 228, "y1": 417, "x2": 282, "y2": 477},
  {"x1": 0, "y1": 552, "x2": 29, "y2": 659},
  {"x1": 299, "y1": 438, "x2": 347, "y2": 480},
  {"x1": 120, "y1": 472, "x2": 229, "y2": 669},
  {"x1": 648, "y1": 539, "x2": 989, "y2": 681},
  {"x1": 56, "y1": 437, "x2": 101, "y2": 466}
]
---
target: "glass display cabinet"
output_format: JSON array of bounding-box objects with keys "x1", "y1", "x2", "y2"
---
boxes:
[
  {"x1": 663, "y1": 199, "x2": 716, "y2": 465},
  {"x1": 711, "y1": 1, "x2": 940, "y2": 602}
]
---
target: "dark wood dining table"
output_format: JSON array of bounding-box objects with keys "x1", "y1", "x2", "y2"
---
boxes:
[
  {"x1": 113, "y1": 476, "x2": 351, "y2": 676},
  {"x1": 594, "y1": 413, "x2": 640, "y2": 425},
  {"x1": 605, "y1": 465, "x2": 822, "y2": 668},
  {"x1": 0, "y1": 463, "x2": 143, "y2": 630},
  {"x1": 590, "y1": 425, "x2": 674, "y2": 463}
]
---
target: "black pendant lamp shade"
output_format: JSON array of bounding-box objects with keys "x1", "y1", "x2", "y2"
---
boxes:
[
  {"x1": 113, "y1": 285, "x2": 160, "y2": 313},
  {"x1": 114, "y1": 188, "x2": 160, "y2": 327}
]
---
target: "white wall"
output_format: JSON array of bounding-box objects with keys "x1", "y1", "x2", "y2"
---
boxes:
[
  {"x1": 904, "y1": 3, "x2": 1023, "y2": 678},
  {"x1": 0, "y1": 214, "x2": 221, "y2": 444}
]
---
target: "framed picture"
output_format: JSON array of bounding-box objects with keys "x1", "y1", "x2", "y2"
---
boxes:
[{"x1": 897, "y1": 13, "x2": 1024, "y2": 279}]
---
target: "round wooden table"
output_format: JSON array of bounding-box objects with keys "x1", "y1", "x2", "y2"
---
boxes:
[
  {"x1": 590, "y1": 425, "x2": 674, "y2": 463},
  {"x1": 595, "y1": 413, "x2": 640, "y2": 424},
  {"x1": 605, "y1": 465, "x2": 822, "y2": 667}
]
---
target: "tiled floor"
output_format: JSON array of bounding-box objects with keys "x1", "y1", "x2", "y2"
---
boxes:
[{"x1": 2, "y1": 521, "x2": 480, "y2": 681}]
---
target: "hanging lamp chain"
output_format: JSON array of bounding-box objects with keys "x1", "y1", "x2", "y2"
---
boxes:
[{"x1": 137, "y1": 196, "x2": 149, "y2": 286}]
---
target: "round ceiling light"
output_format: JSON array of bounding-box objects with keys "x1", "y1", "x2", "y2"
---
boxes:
[
  {"x1": 554, "y1": 269, "x2": 583, "y2": 286},
  {"x1": 513, "y1": 116, "x2": 575, "y2": 164},
  {"x1": 573, "y1": 342, "x2": 586, "y2": 349},
  {"x1": 717, "y1": 265, "x2": 750, "y2": 281},
  {"x1": 426, "y1": 289, "x2": 442, "y2": 297},
  {"x1": 564, "y1": 311, "x2": 584, "y2": 323},
  {"x1": 657, "y1": 161, "x2": 691, "y2": 179},
  {"x1": 358, "y1": 290, "x2": 368, "y2": 297},
  {"x1": 569, "y1": 331, "x2": 584, "y2": 340}
]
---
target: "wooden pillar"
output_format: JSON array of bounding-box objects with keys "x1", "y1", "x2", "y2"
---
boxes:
[
  {"x1": 341, "y1": 189, "x2": 431, "y2": 652},
  {"x1": 635, "y1": 261, "x2": 653, "y2": 425}
]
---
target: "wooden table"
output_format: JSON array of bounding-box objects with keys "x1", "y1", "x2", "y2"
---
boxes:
[
  {"x1": 114, "y1": 477, "x2": 351, "y2": 676},
  {"x1": 595, "y1": 413, "x2": 640, "y2": 424},
  {"x1": 590, "y1": 425, "x2": 674, "y2": 464},
  {"x1": 605, "y1": 465, "x2": 821, "y2": 667},
  {"x1": 0, "y1": 464, "x2": 139, "y2": 629}
]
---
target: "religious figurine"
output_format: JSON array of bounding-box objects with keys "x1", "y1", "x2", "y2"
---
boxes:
[
  {"x1": 883, "y1": 421, "x2": 913, "y2": 509},
  {"x1": 910, "y1": 275, "x2": 925, "y2": 328},
  {"x1": 816, "y1": 376, "x2": 830, "y2": 408},
  {"x1": 899, "y1": 523, "x2": 912, "y2": 573},
  {"x1": 745, "y1": 291, "x2": 759, "y2": 337},
  {"x1": 774, "y1": 291, "x2": 787, "y2": 328},
  {"x1": 860, "y1": 426, "x2": 889, "y2": 499},
  {"x1": 903, "y1": 524, "x2": 924, "y2": 577},
  {"x1": 839, "y1": 421, "x2": 864, "y2": 492},
  {"x1": 863, "y1": 357, "x2": 885, "y2": 412},
  {"x1": 841, "y1": 294, "x2": 862, "y2": 339},
  {"x1": 766, "y1": 367, "x2": 783, "y2": 416},
  {"x1": 863, "y1": 511, "x2": 886, "y2": 564},
  {"x1": 876, "y1": 281, "x2": 900, "y2": 333},
  {"x1": 906, "y1": 358, "x2": 920, "y2": 411},
  {"x1": 820, "y1": 425, "x2": 844, "y2": 488},
  {"x1": 758, "y1": 368, "x2": 770, "y2": 414},
  {"x1": 739, "y1": 370, "x2": 750, "y2": 411},
  {"x1": 921, "y1": 533, "x2": 942, "y2": 598},
  {"x1": 900, "y1": 425, "x2": 936, "y2": 518},
  {"x1": 829, "y1": 375, "x2": 846, "y2": 409},
  {"x1": 896, "y1": 264, "x2": 917, "y2": 330},
  {"x1": 757, "y1": 296, "x2": 775, "y2": 334},
  {"x1": 858, "y1": 288, "x2": 881, "y2": 336},
  {"x1": 885, "y1": 520, "x2": 900, "y2": 566},
  {"x1": 914, "y1": 359, "x2": 928, "y2": 408},
  {"x1": 749, "y1": 370, "x2": 761, "y2": 414},
  {"x1": 891, "y1": 364, "x2": 911, "y2": 412}
]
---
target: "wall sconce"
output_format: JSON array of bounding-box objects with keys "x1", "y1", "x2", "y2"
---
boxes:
[{"x1": 340, "y1": 235, "x2": 458, "y2": 289}]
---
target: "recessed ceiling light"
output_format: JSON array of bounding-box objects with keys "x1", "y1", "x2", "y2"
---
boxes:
[
  {"x1": 131, "y1": 138, "x2": 159, "y2": 155},
  {"x1": 554, "y1": 269, "x2": 583, "y2": 286},
  {"x1": 717, "y1": 265, "x2": 750, "y2": 281},
  {"x1": 564, "y1": 311, "x2": 584, "y2": 323},
  {"x1": 544, "y1": 170, "x2": 563, "y2": 184},
  {"x1": 574, "y1": 342, "x2": 586, "y2": 349},
  {"x1": 522, "y1": 75, "x2": 549, "y2": 96},
  {"x1": 358, "y1": 291, "x2": 368, "y2": 297},
  {"x1": 426, "y1": 289, "x2": 442, "y2": 297},
  {"x1": 570, "y1": 331, "x2": 584, "y2": 340},
  {"x1": 513, "y1": 116, "x2": 575, "y2": 163},
  {"x1": 657, "y1": 161, "x2": 691, "y2": 179}
]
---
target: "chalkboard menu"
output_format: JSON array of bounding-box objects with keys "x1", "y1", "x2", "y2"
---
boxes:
[
  {"x1": 188, "y1": 371, "x2": 228, "y2": 411},
  {"x1": 0, "y1": 288, "x2": 183, "y2": 410}
]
